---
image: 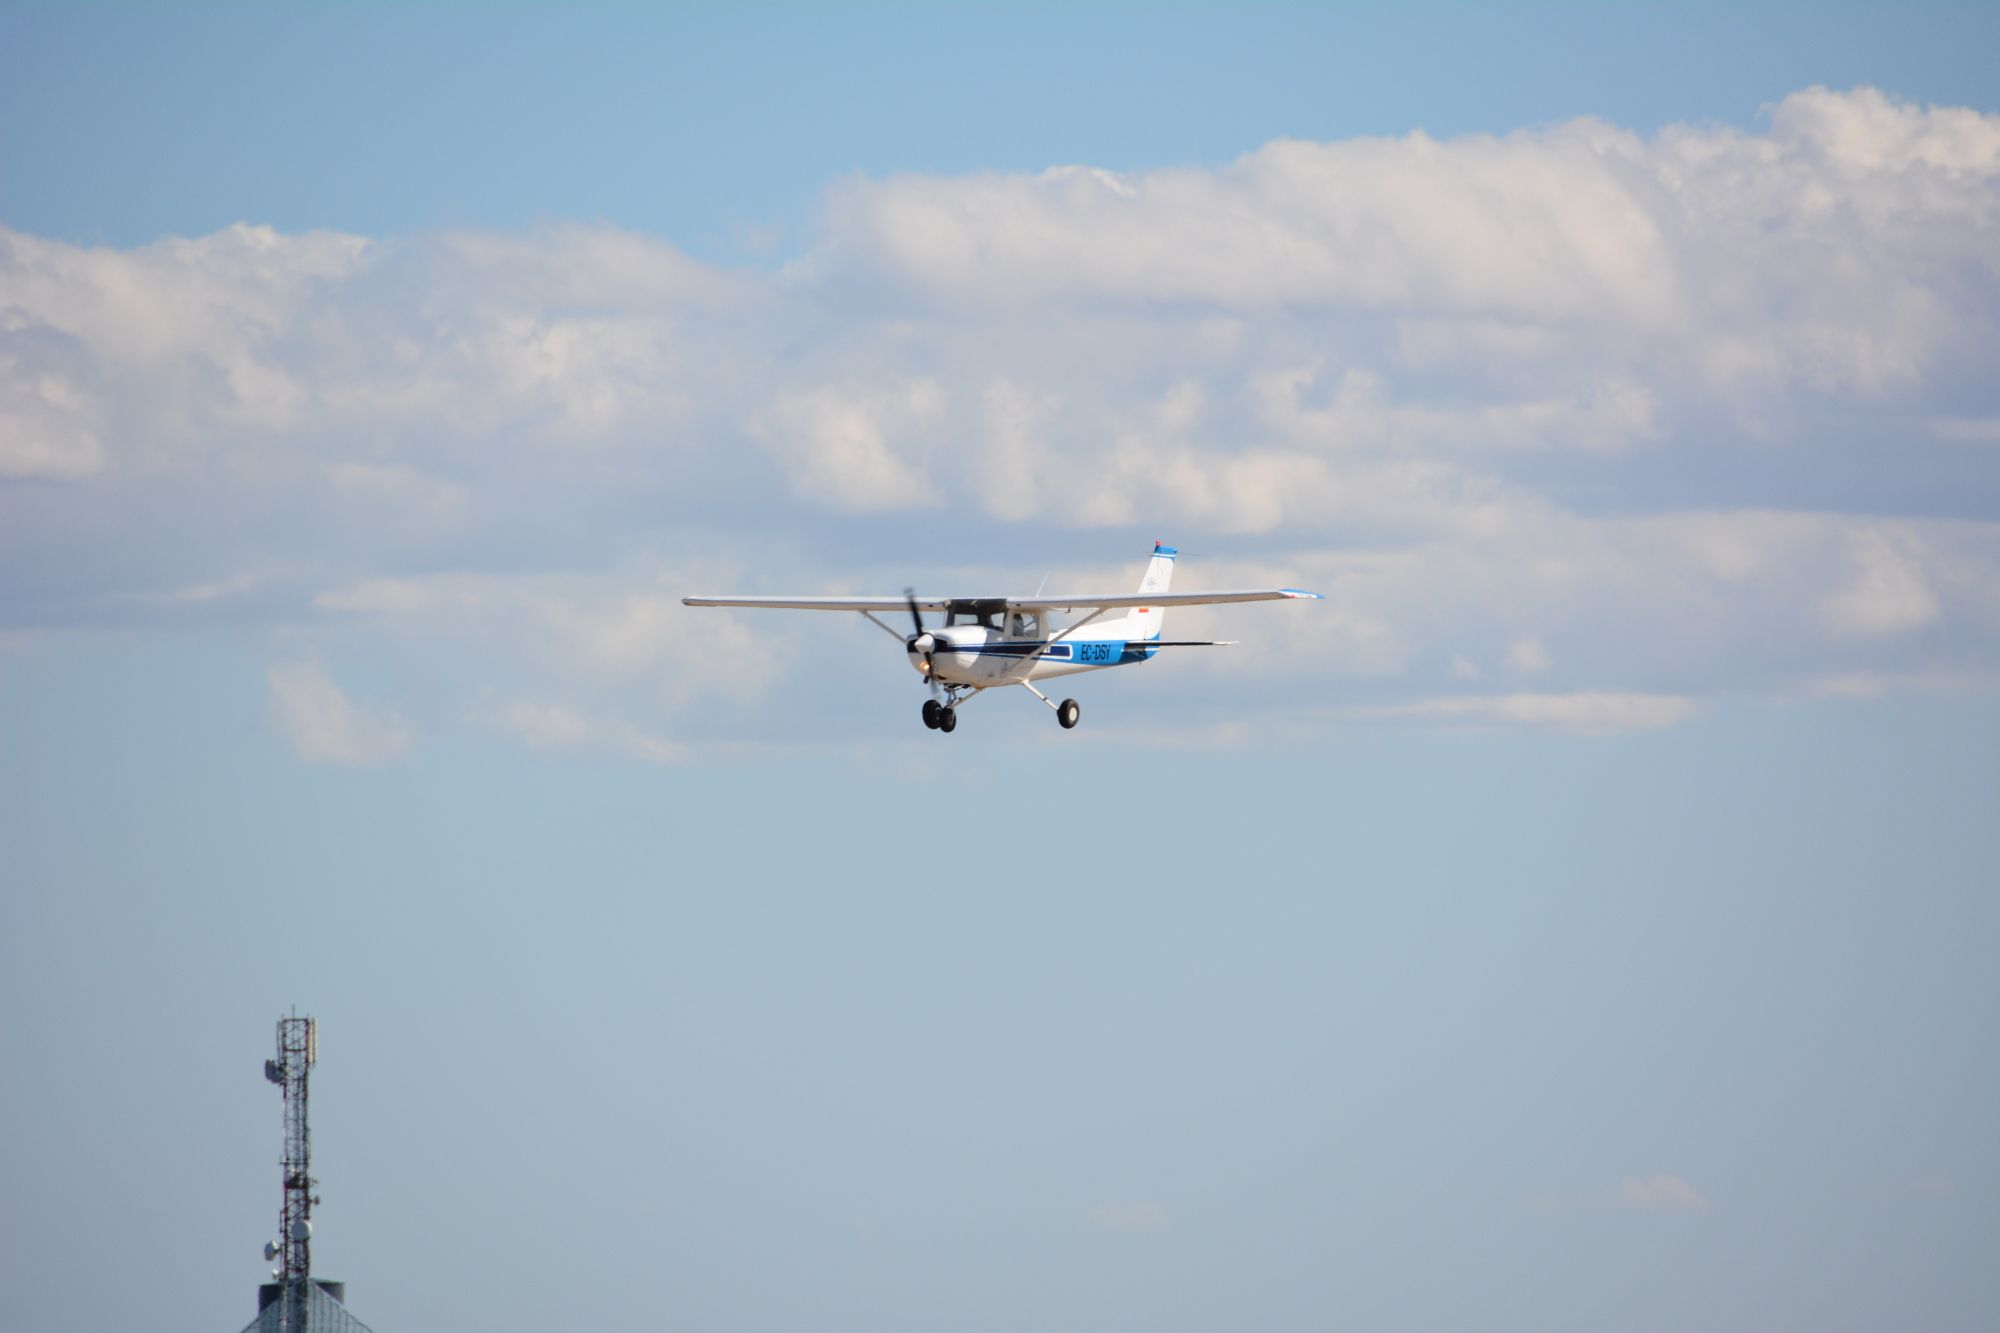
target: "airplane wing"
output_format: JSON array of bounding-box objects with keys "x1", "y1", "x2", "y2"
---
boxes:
[
  {"x1": 681, "y1": 595, "x2": 953, "y2": 612},
  {"x1": 1003, "y1": 589, "x2": 1321, "y2": 610},
  {"x1": 682, "y1": 589, "x2": 1321, "y2": 611}
]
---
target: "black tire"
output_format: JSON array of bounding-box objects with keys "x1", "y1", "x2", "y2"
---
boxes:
[
  {"x1": 922, "y1": 699, "x2": 942, "y2": 729},
  {"x1": 939, "y1": 706, "x2": 958, "y2": 733},
  {"x1": 1058, "y1": 699, "x2": 1081, "y2": 729}
]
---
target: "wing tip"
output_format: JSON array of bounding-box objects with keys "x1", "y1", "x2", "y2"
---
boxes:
[{"x1": 1280, "y1": 588, "x2": 1323, "y2": 599}]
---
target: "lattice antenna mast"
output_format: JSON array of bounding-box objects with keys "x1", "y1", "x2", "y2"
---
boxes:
[{"x1": 263, "y1": 1016, "x2": 320, "y2": 1287}]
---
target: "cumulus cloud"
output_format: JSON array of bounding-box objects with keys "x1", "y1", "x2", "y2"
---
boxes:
[
  {"x1": 266, "y1": 661, "x2": 411, "y2": 764},
  {"x1": 0, "y1": 329, "x2": 104, "y2": 478},
  {"x1": 3, "y1": 87, "x2": 1998, "y2": 747},
  {"x1": 815, "y1": 132, "x2": 1680, "y2": 321},
  {"x1": 303, "y1": 567, "x2": 789, "y2": 753},
  {"x1": 1822, "y1": 528, "x2": 1942, "y2": 637},
  {"x1": 815, "y1": 89, "x2": 1996, "y2": 382},
  {"x1": 754, "y1": 380, "x2": 946, "y2": 511}
]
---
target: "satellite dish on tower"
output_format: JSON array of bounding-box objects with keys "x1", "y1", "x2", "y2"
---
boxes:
[{"x1": 290, "y1": 1218, "x2": 312, "y2": 1243}]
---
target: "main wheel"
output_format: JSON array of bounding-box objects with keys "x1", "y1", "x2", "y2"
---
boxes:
[
  {"x1": 922, "y1": 699, "x2": 942, "y2": 729},
  {"x1": 1057, "y1": 698, "x2": 1081, "y2": 729},
  {"x1": 939, "y1": 706, "x2": 958, "y2": 733}
]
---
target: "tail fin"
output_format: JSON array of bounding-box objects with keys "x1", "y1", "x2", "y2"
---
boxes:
[{"x1": 1128, "y1": 541, "x2": 1177, "y2": 641}]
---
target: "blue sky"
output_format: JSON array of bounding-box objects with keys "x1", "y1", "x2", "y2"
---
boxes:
[{"x1": 3, "y1": 5, "x2": 1998, "y2": 1333}]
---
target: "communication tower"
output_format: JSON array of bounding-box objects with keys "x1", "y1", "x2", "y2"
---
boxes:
[
  {"x1": 267, "y1": 1015, "x2": 319, "y2": 1289},
  {"x1": 242, "y1": 1014, "x2": 375, "y2": 1333}
]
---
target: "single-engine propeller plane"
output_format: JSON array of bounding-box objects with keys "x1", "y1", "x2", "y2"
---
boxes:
[{"x1": 683, "y1": 542, "x2": 1320, "y2": 733}]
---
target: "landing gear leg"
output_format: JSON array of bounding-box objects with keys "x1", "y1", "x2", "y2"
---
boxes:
[{"x1": 1021, "y1": 681, "x2": 1082, "y2": 731}]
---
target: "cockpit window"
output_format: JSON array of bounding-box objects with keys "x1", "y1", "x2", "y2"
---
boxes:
[
  {"x1": 947, "y1": 606, "x2": 998, "y2": 629},
  {"x1": 1007, "y1": 610, "x2": 1043, "y2": 639}
]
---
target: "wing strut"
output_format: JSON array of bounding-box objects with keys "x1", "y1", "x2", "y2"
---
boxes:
[{"x1": 858, "y1": 610, "x2": 907, "y2": 643}]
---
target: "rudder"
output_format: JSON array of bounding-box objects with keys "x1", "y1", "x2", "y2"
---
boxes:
[{"x1": 1128, "y1": 541, "x2": 1176, "y2": 641}]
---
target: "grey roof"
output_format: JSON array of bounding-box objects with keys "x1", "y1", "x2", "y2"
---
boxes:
[{"x1": 237, "y1": 1281, "x2": 376, "y2": 1333}]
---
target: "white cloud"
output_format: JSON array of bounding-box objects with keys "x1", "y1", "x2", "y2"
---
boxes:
[
  {"x1": 973, "y1": 379, "x2": 1057, "y2": 523},
  {"x1": 305, "y1": 567, "x2": 788, "y2": 745},
  {"x1": 1769, "y1": 85, "x2": 1999, "y2": 174},
  {"x1": 0, "y1": 354, "x2": 104, "y2": 478},
  {"x1": 815, "y1": 91, "x2": 1998, "y2": 397},
  {"x1": 266, "y1": 661, "x2": 411, "y2": 764},
  {"x1": 430, "y1": 224, "x2": 754, "y2": 313},
  {"x1": 1252, "y1": 362, "x2": 1662, "y2": 456},
  {"x1": 1507, "y1": 637, "x2": 1552, "y2": 673},
  {"x1": 1, "y1": 222, "x2": 368, "y2": 364},
  {"x1": 324, "y1": 462, "x2": 469, "y2": 528},
  {"x1": 1822, "y1": 528, "x2": 1942, "y2": 637},
  {"x1": 754, "y1": 380, "x2": 946, "y2": 511},
  {"x1": 3, "y1": 88, "x2": 1998, "y2": 746},
  {"x1": 816, "y1": 128, "x2": 1680, "y2": 322}
]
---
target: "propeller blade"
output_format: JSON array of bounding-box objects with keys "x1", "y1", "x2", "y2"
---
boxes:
[{"x1": 905, "y1": 589, "x2": 940, "y2": 697}]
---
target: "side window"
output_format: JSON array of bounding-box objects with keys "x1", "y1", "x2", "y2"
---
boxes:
[{"x1": 1009, "y1": 611, "x2": 1041, "y2": 639}]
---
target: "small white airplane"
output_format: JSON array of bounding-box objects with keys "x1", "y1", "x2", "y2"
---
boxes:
[{"x1": 683, "y1": 542, "x2": 1320, "y2": 733}]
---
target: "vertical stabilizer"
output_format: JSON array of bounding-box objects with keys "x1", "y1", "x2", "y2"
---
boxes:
[{"x1": 1128, "y1": 542, "x2": 1177, "y2": 641}]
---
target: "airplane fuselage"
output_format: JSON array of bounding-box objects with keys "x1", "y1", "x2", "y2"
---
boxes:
[{"x1": 909, "y1": 624, "x2": 1157, "y2": 687}]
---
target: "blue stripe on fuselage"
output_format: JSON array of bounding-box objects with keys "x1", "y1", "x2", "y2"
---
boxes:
[
  {"x1": 933, "y1": 633, "x2": 1166, "y2": 667},
  {"x1": 935, "y1": 639, "x2": 1151, "y2": 664}
]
